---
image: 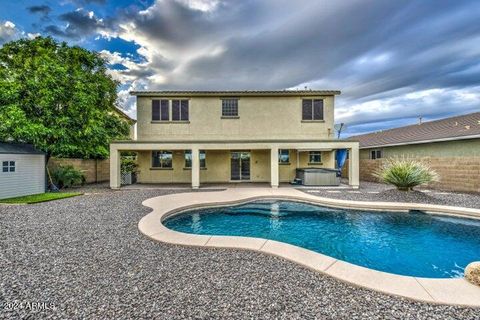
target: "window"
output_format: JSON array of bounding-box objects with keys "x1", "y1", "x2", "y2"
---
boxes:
[
  {"x1": 309, "y1": 151, "x2": 322, "y2": 164},
  {"x1": 2, "y1": 161, "x2": 15, "y2": 172},
  {"x1": 160, "y1": 100, "x2": 169, "y2": 120},
  {"x1": 370, "y1": 149, "x2": 382, "y2": 160},
  {"x1": 152, "y1": 151, "x2": 173, "y2": 168},
  {"x1": 152, "y1": 100, "x2": 160, "y2": 121},
  {"x1": 222, "y1": 99, "x2": 238, "y2": 117},
  {"x1": 302, "y1": 99, "x2": 324, "y2": 120},
  {"x1": 172, "y1": 100, "x2": 189, "y2": 121},
  {"x1": 184, "y1": 150, "x2": 206, "y2": 168},
  {"x1": 278, "y1": 149, "x2": 290, "y2": 164}
]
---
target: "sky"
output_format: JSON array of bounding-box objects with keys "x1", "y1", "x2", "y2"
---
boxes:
[{"x1": 1, "y1": 0, "x2": 479, "y2": 136}]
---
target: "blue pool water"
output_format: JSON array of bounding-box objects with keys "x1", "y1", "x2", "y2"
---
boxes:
[{"x1": 163, "y1": 200, "x2": 480, "y2": 278}]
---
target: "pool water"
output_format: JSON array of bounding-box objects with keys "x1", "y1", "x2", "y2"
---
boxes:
[{"x1": 163, "y1": 200, "x2": 480, "y2": 278}]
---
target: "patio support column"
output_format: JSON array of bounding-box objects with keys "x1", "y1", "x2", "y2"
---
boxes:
[
  {"x1": 110, "y1": 147, "x2": 121, "y2": 189},
  {"x1": 270, "y1": 147, "x2": 279, "y2": 188},
  {"x1": 348, "y1": 144, "x2": 360, "y2": 188},
  {"x1": 191, "y1": 147, "x2": 200, "y2": 189}
]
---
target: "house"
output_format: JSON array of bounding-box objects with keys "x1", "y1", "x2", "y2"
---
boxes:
[
  {"x1": 348, "y1": 112, "x2": 480, "y2": 192},
  {"x1": 0, "y1": 143, "x2": 46, "y2": 199},
  {"x1": 109, "y1": 90, "x2": 360, "y2": 189}
]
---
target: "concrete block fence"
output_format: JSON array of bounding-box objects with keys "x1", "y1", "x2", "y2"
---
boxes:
[
  {"x1": 48, "y1": 158, "x2": 110, "y2": 183},
  {"x1": 343, "y1": 157, "x2": 480, "y2": 193}
]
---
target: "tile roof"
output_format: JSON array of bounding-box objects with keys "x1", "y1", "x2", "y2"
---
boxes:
[
  {"x1": 0, "y1": 143, "x2": 45, "y2": 155},
  {"x1": 130, "y1": 90, "x2": 341, "y2": 96},
  {"x1": 349, "y1": 112, "x2": 480, "y2": 148}
]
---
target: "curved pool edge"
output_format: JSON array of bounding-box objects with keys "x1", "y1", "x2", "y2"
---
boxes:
[{"x1": 138, "y1": 187, "x2": 480, "y2": 307}]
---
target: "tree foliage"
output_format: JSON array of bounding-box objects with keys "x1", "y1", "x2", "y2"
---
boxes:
[{"x1": 0, "y1": 36, "x2": 130, "y2": 159}]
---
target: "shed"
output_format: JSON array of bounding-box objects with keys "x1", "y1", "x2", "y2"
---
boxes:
[{"x1": 0, "y1": 143, "x2": 46, "y2": 200}]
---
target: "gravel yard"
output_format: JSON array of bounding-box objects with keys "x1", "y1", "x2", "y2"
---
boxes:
[
  {"x1": 1, "y1": 185, "x2": 479, "y2": 319},
  {"x1": 301, "y1": 180, "x2": 480, "y2": 209}
]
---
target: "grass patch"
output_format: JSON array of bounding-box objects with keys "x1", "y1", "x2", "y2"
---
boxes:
[{"x1": 0, "y1": 192, "x2": 82, "y2": 204}]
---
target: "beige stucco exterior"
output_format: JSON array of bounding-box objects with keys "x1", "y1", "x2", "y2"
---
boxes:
[{"x1": 110, "y1": 91, "x2": 359, "y2": 189}]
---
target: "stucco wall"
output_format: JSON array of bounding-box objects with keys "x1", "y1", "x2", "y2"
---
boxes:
[
  {"x1": 136, "y1": 149, "x2": 335, "y2": 184},
  {"x1": 0, "y1": 154, "x2": 46, "y2": 199},
  {"x1": 136, "y1": 95, "x2": 335, "y2": 141},
  {"x1": 351, "y1": 139, "x2": 480, "y2": 193}
]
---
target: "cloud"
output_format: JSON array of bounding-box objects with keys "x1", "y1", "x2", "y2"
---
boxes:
[
  {"x1": 44, "y1": 8, "x2": 112, "y2": 39},
  {"x1": 27, "y1": 5, "x2": 52, "y2": 16},
  {"x1": 0, "y1": 21, "x2": 21, "y2": 44}
]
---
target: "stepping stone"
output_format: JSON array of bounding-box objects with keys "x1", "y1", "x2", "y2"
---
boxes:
[
  {"x1": 347, "y1": 191, "x2": 361, "y2": 193},
  {"x1": 367, "y1": 191, "x2": 380, "y2": 194},
  {"x1": 326, "y1": 190, "x2": 341, "y2": 193}
]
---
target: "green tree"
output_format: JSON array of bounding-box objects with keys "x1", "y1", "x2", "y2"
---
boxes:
[{"x1": 0, "y1": 36, "x2": 130, "y2": 161}]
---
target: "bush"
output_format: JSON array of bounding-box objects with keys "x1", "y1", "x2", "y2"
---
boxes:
[
  {"x1": 52, "y1": 165, "x2": 85, "y2": 189},
  {"x1": 121, "y1": 157, "x2": 138, "y2": 173},
  {"x1": 373, "y1": 159, "x2": 438, "y2": 191}
]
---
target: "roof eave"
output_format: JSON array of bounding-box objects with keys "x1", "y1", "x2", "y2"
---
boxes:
[
  {"x1": 129, "y1": 90, "x2": 341, "y2": 97},
  {"x1": 359, "y1": 134, "x2": 480, "y2": 149}
]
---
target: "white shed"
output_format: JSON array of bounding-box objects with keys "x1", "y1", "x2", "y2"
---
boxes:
[{"x1": 0, "y1": 143, "x2": 46, "y2": 200}]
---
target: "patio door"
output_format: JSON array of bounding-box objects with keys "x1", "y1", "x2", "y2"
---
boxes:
[{"x1": 231, "y1": 152, "x2": 250, "y2": 181}]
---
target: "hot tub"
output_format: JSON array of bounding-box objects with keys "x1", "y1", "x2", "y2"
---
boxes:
[{"x1": 295, "y1": 168, "x2": 340, "y2": 186}]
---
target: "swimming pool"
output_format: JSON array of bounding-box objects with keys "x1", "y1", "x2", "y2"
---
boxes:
[{"x1": 163, "y1": 200, "x2": 480, "y2": 278}]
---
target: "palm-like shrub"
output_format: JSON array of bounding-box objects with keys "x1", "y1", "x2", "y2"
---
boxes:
[
  {"x1": 374, "y1": 159, "x2": 438, "y2": 191},
  {"x1": 52, "y1": 165, "x2": 85, "y2": 189}
]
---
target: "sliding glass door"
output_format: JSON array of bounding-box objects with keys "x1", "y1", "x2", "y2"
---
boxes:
[{"x1": 231, "y1": 152, "x2": 250, "y2": 181}]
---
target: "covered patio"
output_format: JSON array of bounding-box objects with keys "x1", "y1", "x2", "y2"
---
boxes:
[{"x1": 109, "y1": 140, "x2": 359, "y2": 189}]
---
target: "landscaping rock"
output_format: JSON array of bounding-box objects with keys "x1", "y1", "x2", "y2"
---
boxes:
[
  {"x1": 465, "y1": 262, "x2": 480, "y2": 286},
  {"x1": 0, "y1": 185, "x2": 479, "y2": 319}
]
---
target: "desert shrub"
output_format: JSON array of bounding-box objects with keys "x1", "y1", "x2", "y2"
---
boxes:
[
  {"x1": 373, "y1": 159, "x2": 438, "y2": 191},
  {"x1": 52, "y1": 165, "x2": 85, "y2": 189}
]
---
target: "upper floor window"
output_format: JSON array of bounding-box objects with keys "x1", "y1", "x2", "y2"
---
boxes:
[
  {"x1": 222, "y1": 99, "x2": 238, "y2": 117},
  {"x1": 184, "y1": 150, "x2": 206, "y2": 168},
  {"x1": 2, "y1": 161, "x2": 15, "y2": 172},
  {"x1": 152, "y1": 99, "x2": 169, "y2": 121},
  {"x1": 172, "y1": 100, "x2": 189, "y2": 121},
  {"x1": 370, "y1": 149, "x2": 382, "y2": 160},
  {"x1": 152, "y1": 99, "x2": 188, "y2": 121},
  {"x1": 279, "y1": 149, "x2": 290, "y2": 164},
  {"x1": 309, "y1": 151, "x2": 322, "y2": 164},
  {"x1": 302, "y1": 99, "x2": 324, "y2": 121},
  {"x1": 152, "y1": 151, "x2": 173, "y2": 168}
]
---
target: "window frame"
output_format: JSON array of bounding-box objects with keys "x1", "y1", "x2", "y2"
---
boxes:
[
  {"x1": 278, "y1": 149, "x2": 290, "y2": 164},
  {"x1": 370, "y1": 149, "x2": 383, "y2": 160},
  {"x1": 2, "y1": 160, "x2": 15, "y2": 173},
  {"x1": 151, "y1": 151, "x2": 173, "y2": 169},
  {"x1": 302, "y1": 99, "x2": 324, "y2": 121},
  {"x1": 308, "y1": 151, "x2": 322, "y2": 164},
  {"x1": 172, "y1": 99, "x2": 189, "y2": 121},
  {"x1": 221, "y1": 98, "x2": 239, "y2": 118},
  {"x1": 184, "y1": 150, "x2": 206, "y2": 169}
]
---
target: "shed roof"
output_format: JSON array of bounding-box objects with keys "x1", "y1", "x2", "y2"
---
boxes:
[
  {"x1": 0, "y1": 143, "x2": 45, "y2": 155},
  {"x1": 349, "y1": 112, "x2": 480, "y2": 148}
]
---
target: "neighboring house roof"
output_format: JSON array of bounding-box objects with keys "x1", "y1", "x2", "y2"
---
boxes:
[
  {"x1": 0, "y1": 143, "x2": 45, "y2": 155},
  {"x1": 130, "y1": 90, "x2": 341, "y2": 97},
  {"x1": 349, "y1": 112, "x2": 480, "y2": 148},
  {"x1": 113, "y1": 107, "x2": 136, "y2": 124}
]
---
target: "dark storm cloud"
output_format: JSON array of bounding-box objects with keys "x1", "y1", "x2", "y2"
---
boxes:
[
  {"x1": 44, "y1": 9, "x2": 114, "y2": 39},
  {"x1": 27, "y1": 5, "x2": 52, "y2": 15}
]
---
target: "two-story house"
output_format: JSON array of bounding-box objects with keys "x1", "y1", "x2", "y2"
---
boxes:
[{"x1": 109, "y1": 90, "x2": 359, "y2": 188}]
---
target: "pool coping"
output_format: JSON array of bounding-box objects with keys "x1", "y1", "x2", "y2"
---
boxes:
[{"x1": 138, "y1": 187, "x2": 480, "y2": 307}]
